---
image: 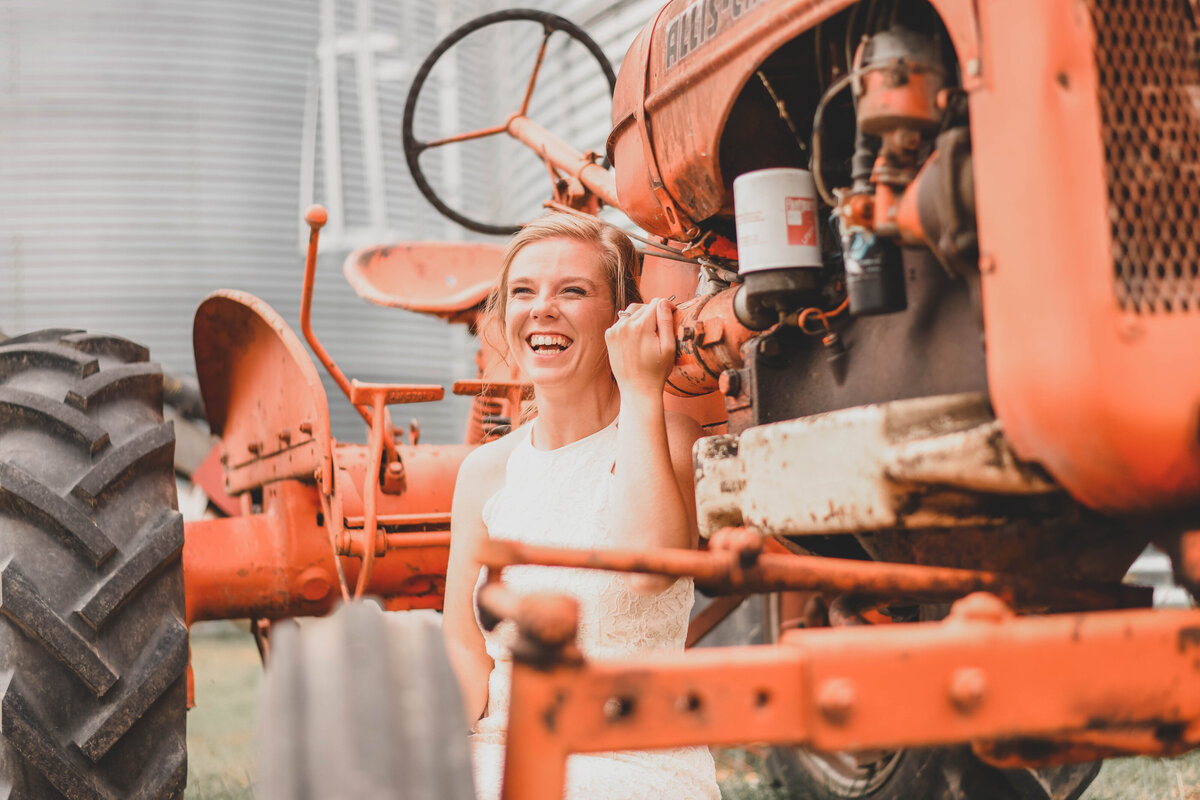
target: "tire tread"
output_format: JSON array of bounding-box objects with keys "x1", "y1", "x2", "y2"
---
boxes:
[
  {"x1": 0, "y1": 389, "x2": 109, "y2": 455},
  {"x1": 1, "y1": 685, "x2": 113, "y2": 800},
  {"x1": 77, "y1": 512, "x2": 183, "y2": 631},
  {"x1": 0, "y1": 464, "x2": 115, "y2": 565},
  {"x1": 76, "y1": 620, "x2": 188, "y2": 762},
  {"x1": 0, "y1": 329, "x2": 185, "y2": 800},
  {"x1": 0, "y1": 344, "x2": 98, "y2": 382},
  {"x1": 71, "y1": 423, "x2": 174, "y2": 504},
  {"x1": 0, "y1": 562, "x2": 118, "y2": 696},
  {"x1": 65, "y1": 363, "x2": 163, "y2": 413}
]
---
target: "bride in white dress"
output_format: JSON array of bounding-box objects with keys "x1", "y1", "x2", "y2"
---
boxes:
[{"x1": 443, "y1": 213, "x2": 721, "y2": 800}]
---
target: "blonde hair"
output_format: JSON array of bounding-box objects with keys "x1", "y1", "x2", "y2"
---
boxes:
[{"x1": 479, "y1": 213, "x2": 642, "y2": 359}]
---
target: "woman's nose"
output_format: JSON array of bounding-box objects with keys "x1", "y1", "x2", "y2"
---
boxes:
[{"x1": 530, "y1": 291, "x2": 557, "y2": 318}]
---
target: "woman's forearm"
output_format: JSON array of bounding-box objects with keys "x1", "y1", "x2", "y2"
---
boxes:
[
  {"x1": 612, "y1": 395, "x2": 696, "y2": 594},
  {"x1": 446, "y1": 636, "x2": 492, "y2": 728},
  {"x1": 613, "y1": 395, "x2": 691, "y2": 549}
]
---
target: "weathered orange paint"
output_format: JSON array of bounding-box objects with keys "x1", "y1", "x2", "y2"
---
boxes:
[
  {"x1": 964, "y1": 0, "x2": 1200, "y2": 514},
  {"x1": 343, "y1": 241, "x2": 505, "y2": 322},
  {"x1": 194, "y1": 289, "x2": 334, "y2": 495},
  {"x1": 610, "y1": 0, "x2": 859, "y2": 237},
  {"x1": 499, "y1": 593, "x2": 1200, "y2": 800},
  {"x1": 667, "y1": 287, "x2": 758, "y2": 397},
  {"x1": 183, "y1": 479, "x2": 454, "y2": 622},
  {"x1": 476, "y1": 533, "x2": 1136, "y2": 611}
]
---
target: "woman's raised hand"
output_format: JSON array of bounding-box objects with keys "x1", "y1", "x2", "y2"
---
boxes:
[{"x1": 605, "y1": 297, "x2": 677, "y2": 400}]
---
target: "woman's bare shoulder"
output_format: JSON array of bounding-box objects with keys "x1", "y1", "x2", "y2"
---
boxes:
[{"x1": 456, "y1": 423, "x2": 529, "y2": 496}]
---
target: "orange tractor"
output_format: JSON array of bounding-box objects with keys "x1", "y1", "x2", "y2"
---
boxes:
[{"x1": 1, "y1": 0, "x2": 1198, "y2": 798}]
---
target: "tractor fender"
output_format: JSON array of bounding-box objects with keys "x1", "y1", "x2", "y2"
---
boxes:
[{"x1": 193, "y1": 290, "x2": 332, "y2": 494}]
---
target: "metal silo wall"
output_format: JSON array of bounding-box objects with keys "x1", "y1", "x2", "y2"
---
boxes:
[{"x1": 0, "y1": 0, "x2": 490, "y2": 445}]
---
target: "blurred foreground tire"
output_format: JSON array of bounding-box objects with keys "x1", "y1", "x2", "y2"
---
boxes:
[
  {"x1": 0, "y1": 330, "x2": 186, "y2": 798},
  {"x1": 767, "y1": 736, "x2": 1101, "y2": 799},
  {"x1": 258, "y1": 602, "x2": 475, "y2": 800}
]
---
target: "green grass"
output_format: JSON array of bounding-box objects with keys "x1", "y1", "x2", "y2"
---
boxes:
[
  {"x1": 715, "y1": 748, "x2": 791, "y2": 800},
  {"x1": 1084, "y1": 753, "x2": 1200, "y2": 800},
  {"x1": 185, "y1": 622, "x2": 260, "y2": 800}
]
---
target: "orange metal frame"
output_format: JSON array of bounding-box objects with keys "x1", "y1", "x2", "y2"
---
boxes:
[
  {"x1": 496, "y1": 593, "x2": 1200, "y2": 800},
  {"x1": 609, "y1": 0, "x2": 1200, "y2": 514},
  {"x1": 182, "y1": 0, "x2": 1200, "y2": 788}
]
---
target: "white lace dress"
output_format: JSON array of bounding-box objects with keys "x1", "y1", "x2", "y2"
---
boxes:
[{"x1": 470, "y1": 420, "x2": 721, "y2": 800}]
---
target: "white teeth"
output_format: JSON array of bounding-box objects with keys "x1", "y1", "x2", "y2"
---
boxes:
[{"x1": 529, "y1": 334, "x2": 572, "y2": 351}]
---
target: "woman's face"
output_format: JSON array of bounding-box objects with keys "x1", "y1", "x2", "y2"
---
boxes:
[{"x1": 503, "y1": 237, "x2": 616, "y2": 390}]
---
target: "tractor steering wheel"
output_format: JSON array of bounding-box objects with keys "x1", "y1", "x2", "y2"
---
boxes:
[{"x1": 402, "y1": 9, "x2": 617, "y2": 236}]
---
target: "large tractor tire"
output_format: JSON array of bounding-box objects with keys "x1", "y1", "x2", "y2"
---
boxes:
[
  {"x1": 257, "y1": 602, "x2": 475, "y2": 800},
  {"x1": 766, "y1": 744, "x2": 1100, "y2": 800},
  {"x1": 0, "y1": 330, "x2": 186, "y2": 799}
]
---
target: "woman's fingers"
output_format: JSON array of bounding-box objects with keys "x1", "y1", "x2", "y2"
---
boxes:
[
  {"x1": 608, "y1": 297, "x2": 677, "y2": 372},
  {"x1": 654, "y1": 297, "x2": 676, "y2": 354},
  {"x1": 615, "y1": 301, "x2": 651, "y2": 323}
]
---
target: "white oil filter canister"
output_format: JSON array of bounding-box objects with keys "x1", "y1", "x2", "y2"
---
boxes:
[
  {"x1": 733, "y1": 168, "x2": 822, "y2": 271},
  {"x1": 731, "y1": 168, "x2": 824, "y2": 329}
]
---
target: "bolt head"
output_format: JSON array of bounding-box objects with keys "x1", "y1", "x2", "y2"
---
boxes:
[
  {"x1": 299, "y1": 569, "x2": 331, "y2": 602},
  {"x1": 816, "y1": 678, "x2": 856, "y2": 725},
  {"x1": 758, "y1": 337, "x2": 781, "y2": 358},
  {"x1": 949, "y1": 592, "x2": 1013, "y2": 624},
  {"x1": 718, "y1": 369, "x2": 742, "y2": 397},
  {"x1": 949, "y1": 667, "x2": 987, "y2": 713}
]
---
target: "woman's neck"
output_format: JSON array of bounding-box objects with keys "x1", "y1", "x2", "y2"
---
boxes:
[{"x1": 530, "y1": 380, "x2": 620, "y2": 450}]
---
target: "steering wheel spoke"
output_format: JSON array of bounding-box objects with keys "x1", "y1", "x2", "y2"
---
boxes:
[
  {"x1": 420, "y1": 121, "x2": 513, "y2": 151},
  {"x1": 402, "y1": 9, "x2": 616, "y2": 236}
]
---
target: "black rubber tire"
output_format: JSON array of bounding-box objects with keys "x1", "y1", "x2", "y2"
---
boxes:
[
  {"x1": 766, "y1": 735, "x2": 1101, "y2": 800},
  {"x1": 0, "y1": 329, "x2": 186, "y2": 799},
  {"x1": 257, "y1": 602, "x2": 475, "y2": 800}
]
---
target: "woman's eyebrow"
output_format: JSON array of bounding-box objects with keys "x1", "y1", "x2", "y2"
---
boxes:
[{"x1": 508, "y1": 275, "x2": 598, "y2": 287}]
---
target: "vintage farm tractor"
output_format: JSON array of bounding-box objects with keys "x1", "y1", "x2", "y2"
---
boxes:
[{"x1": 2, "y1": 0, "x2": 1200, "y2": 798}]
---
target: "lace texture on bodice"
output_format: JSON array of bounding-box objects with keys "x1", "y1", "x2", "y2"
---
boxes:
[{"x1": 470, "y1": 421, "x2": 719, "y2": 800}]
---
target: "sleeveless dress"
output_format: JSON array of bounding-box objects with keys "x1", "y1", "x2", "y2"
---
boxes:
[{"x1": 470, "y1": 420, "x2": 721, "y2": 800}]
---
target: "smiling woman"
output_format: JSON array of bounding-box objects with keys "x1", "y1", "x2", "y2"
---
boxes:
[{"x1": 442, "y1": 213, "x2": 720, "y2": 800}]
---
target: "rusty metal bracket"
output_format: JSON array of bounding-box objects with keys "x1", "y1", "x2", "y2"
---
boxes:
[
  {"x1": 693, "y1": 393, "x2": 1063, "y2": 538},
  {"x1": 475, "y1": 534, "x2": 1139, "y2": 612},
  {"x1": 344, "y1": 380, "x2": 444, "y2": 600},
  {"x1": 499, "y1": 594, "x2": 1200, "y2": 800}
]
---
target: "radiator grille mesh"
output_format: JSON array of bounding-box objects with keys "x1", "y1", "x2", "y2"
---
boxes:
[{"x1": 1090, "y1": 0, "x2": 1200, "y2": 313}]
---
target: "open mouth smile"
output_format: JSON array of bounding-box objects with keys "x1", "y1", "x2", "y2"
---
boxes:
[{"x1": 527, "y1": 333, "x2": 573, "y2": 354}]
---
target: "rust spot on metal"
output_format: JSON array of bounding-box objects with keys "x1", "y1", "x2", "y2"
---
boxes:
[
  {"x1": 1155, "y1": 722, "x2": 1187, "y2": 743},
  {"x1": 542, "y1": 690, "x2": 567, "y2": 734},
  {"x1": 1177, "y1": 626, "x2": 1200, "y2": 652},
  {"x1": 603, "y1": 695, "x2": 637, "y2": 723}
]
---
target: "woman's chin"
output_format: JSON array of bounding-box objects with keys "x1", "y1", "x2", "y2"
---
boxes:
[{"x1": 520, "y1": 355, "x2": 611, "y2": 392}]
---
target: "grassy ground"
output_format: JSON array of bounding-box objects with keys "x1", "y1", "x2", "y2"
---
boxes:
[
  {"x1": 185, "y1": 621, "x2": 1200, "y2": 800},
  {"x1": 186, "y1": 622, "x2": 260, "y2": 800}
]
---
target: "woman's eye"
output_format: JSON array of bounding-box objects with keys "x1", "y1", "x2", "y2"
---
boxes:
[
  {"x1": 509, "y1": 287, "x2": 533, "y2": 297},
  {"x1": 563, "y1": 286, "x2": 586, "y2": 296}
]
